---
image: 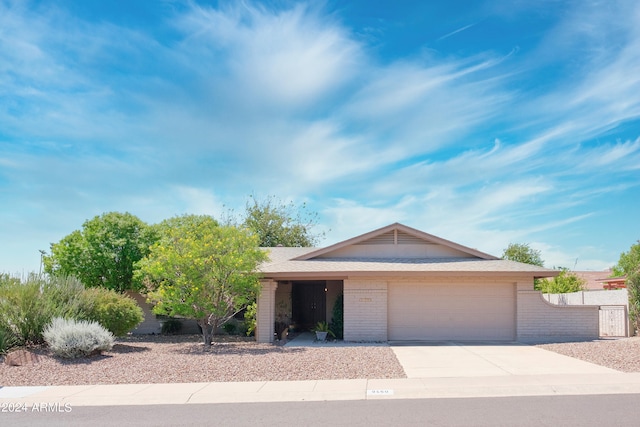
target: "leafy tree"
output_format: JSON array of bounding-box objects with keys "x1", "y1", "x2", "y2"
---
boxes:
[
  {"x1": 627, "y1": 271, "x2": 640, "y2": 334},
  {"x1": 612, "y1": 240, "x2": 640, "y2": 277},
  {"x1": 535, "y1": 268, "x2": 586, "y2": 293},
  {"x1": 615, "y1": 241, "x2": 640, "y2": 333},
  {"x1": 135, "y1": 216, "x2": 268, "y2": 346},
  {"x1": 241, "y1": 195, "x2": 324, "y2": 247},
  {"x1": 501, "y1": 243, "x2": 545, "y2": 267},
  {"x1": 152, "y1": 214, "x2": 219, "y2": 239},
  {"x1": 44, "y1": 212, "x2": 156, "y2": 292}
]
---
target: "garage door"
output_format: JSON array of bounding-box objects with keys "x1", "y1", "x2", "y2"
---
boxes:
[{"x1": 388, "y1": 282, "x2": 515, "y2": 341}]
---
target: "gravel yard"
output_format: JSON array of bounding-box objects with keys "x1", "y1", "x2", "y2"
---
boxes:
[
  {"x1": 3, "y1": 336, "x2": 640, "y2": 387},
  {"x1": 0, "y1": 335, "x2": 406, "y2": 386},
  {"x1": 536, "y1": 337, "x2": 640, "y2": 373}
]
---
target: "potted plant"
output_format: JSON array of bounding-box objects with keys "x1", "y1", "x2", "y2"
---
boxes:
[{"x1": 312, "y1": 321, "x2": 335, "y2": 341}]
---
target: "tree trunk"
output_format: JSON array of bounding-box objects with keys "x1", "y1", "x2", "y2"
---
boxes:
[{"x1": 198, "y1": 319, "x2": 212, "y2": 347}]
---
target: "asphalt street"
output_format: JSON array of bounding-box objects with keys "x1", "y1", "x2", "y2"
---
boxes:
[{"x1": 2, "y1": 394, "x2": 639, "y2": 427}]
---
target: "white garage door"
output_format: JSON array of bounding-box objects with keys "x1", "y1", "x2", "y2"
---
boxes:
[{"x1": 388, "y1": 282, "x2": 516, "y2": 341}]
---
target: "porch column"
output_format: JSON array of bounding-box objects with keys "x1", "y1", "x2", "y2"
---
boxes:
[{"x1": 256, "y1": 279, "x2": 278, "y2": 343}]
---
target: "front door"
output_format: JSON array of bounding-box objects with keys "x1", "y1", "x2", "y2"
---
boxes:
[{"x1": 292, "y1": 281, "x2": 326, "y2": 330}]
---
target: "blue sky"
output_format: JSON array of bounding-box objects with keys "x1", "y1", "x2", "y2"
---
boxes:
[{"x1": 2, "y1": 0, "x2": 639, "y2": 274}]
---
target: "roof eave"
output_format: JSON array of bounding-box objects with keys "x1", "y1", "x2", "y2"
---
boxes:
[{"x1": 261, "y1": 270, "x2": 558, "y2": 280}]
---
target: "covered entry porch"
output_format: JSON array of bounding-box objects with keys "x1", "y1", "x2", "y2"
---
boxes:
[{"x1": 256, "y1": 279, "x2": 343, "y2": 343}]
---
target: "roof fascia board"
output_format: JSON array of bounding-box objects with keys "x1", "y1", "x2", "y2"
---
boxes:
[{"x1": 261, "y1": 270, "x2": 559, "y2": 280}]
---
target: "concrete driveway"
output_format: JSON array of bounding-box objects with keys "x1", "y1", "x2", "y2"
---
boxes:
[{"x1": 390, "y1": 341, "x2": 619, "y2": 378}]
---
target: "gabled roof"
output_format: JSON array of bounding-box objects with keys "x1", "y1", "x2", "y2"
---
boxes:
[
  {"x1": 259, "y1": 223, "x2": 558, "y2": 279},
  {"x1": 293, "y1": 222, "x2": 498, "y2": 261}
]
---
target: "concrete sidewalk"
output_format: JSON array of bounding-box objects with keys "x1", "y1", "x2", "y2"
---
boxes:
[{"x1": 3, "y1": 373, "x2": 640, "y2": 406}]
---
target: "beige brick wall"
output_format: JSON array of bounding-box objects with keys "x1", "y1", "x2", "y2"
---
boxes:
[
  {"x1": 517, "y1": 290, "x2": 599, "y2": 342},
  {"x1": 256, "y1": 280, "x2": 277, "y2": 343},
  {"x1": 127, "y1": 291, "x2": 161, "y2": 335},
  {"x1": 344, "y1": 279, "x2": 387, "y2": 341}
]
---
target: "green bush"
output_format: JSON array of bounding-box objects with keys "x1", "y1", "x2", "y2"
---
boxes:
[
  {"x1": 536, "y1": 269, "x2": 586, "y2": 293},
  {"x1": 0, "y1": 322, "x2": 17, "y2": 355},
  {"x1": 42, "y1": 276, "x2": 91, "y2": 319},
  {"x1": 161, "y1": 317, "x2": 182, "y2": 334},
  {"x1": 329, "y1": 293, "x2": 343, "y2": 339},
  {"x1": 0, "y1": 274, "x2": 94, "y2": 347},
  {"x1": 222, "y1": 322, "x2": 237, "y2": 335},
  {"x1": 0, "y1": 274, "x2": 51, "y2": 345},
  {"x1": 0, "y1": 274, "x2": 143, "y2": 345},
  {"x1": 628, "y1": 271, "x2": 640, "y2": 334},
  {"x1": 81, "y1": 288, "x2": 144, "y2": 336},
  {"x1": 243, "y1": 302, "x2": 257, "y2": 337},
  {"x1": 43, "y1": 317, "x2": 114, "y2": 358},
  {"x1": 237, "y1": 321, "x2": 249, "y2": 337}
]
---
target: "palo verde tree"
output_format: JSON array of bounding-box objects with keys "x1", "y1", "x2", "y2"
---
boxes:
[
  {"x1": 135, "y1": 215, "x2": 268, "y2": 346},
  {"x1": 241, "y1": 195, "x2": 324, "y2": 247},
  {"x1": 44, "y1": 212, "x2": 157, "y2": 292}
]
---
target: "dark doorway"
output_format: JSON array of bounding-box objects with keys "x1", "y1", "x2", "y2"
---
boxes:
[{"x1": 291, "y1": 281, "x2": 326, "y2": 330}]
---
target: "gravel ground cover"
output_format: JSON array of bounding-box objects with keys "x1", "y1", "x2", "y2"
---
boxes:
[
  {"x1": 0, "y1": 335, "x2": 406, "y2": 386},
  {"x1": 537, "y1": 337, "x2": 640, "y2": 372},
  {"x1": 4, "y1": 336, "x2": 640, "y2": 387}
]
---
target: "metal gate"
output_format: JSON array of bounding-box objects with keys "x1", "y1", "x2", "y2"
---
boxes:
[{"x1": 599, "y1": 305, "x2": 628, "y2": 337}]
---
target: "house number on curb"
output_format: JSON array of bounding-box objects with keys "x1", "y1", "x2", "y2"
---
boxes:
[{"x1": 367, "y1": 389, "x2": 394, "y2": 396}]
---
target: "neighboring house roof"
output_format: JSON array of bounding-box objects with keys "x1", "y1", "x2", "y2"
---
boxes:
[
  {"x1": 260, "y1": 223, "x2": 557, "y2": 279},
  {"x1": 573, "y1": 270, "x2": 620, "y2": 290},
  {"x1": 596, "y1": 275, "x2": 627, "y2": 289}
]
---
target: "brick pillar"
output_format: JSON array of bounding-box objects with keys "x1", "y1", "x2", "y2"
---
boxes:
[{"x1": 256, "y1": 280, "x2": 278, "y2": 343}]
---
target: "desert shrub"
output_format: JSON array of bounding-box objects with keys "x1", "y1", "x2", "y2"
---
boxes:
[
  {"x1": 0, "y1": 273, "x2": 21, "y2": 287},
  {"x1": 81, "y1": 288, "x2": 143, "y2": 336},
  {"x1": 42, "y1": 276, "x2": 92, "y2": 319},
  {"x1": 0, "y1": 321, "x2": 17, "y2": 355},
  {"x1": 0, "y1": 274, "x2": 95, "y2": 346},
  {"x1": 0, "y1": 274, "x2": 143, "y2": 345},
  {"x1": 44, "y1": 317, "x2": 114, "y2": 359},
  {"x1": 161, "y1": 317, "x2": 182, "y2": 334},
  {"x1": 0, "y1": 274, "x2": 51, "y2": 345}
]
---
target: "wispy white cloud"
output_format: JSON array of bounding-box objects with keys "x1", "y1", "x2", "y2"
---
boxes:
[
  {"x1": 437, "y1": 23, "x2": 477, "y2": 41},
  {"x1": 169, "y1": 186, "x2": 226, "y2": 217},
  {"x1": 577, "y1": 137, "x2": 640, "y2": 169},
  {"x1": 1, "y1": 0, "x2": 639, "y2": 273},
  {"x1": 175, "y1": 2, "x2": 361, "y2": 109}
]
